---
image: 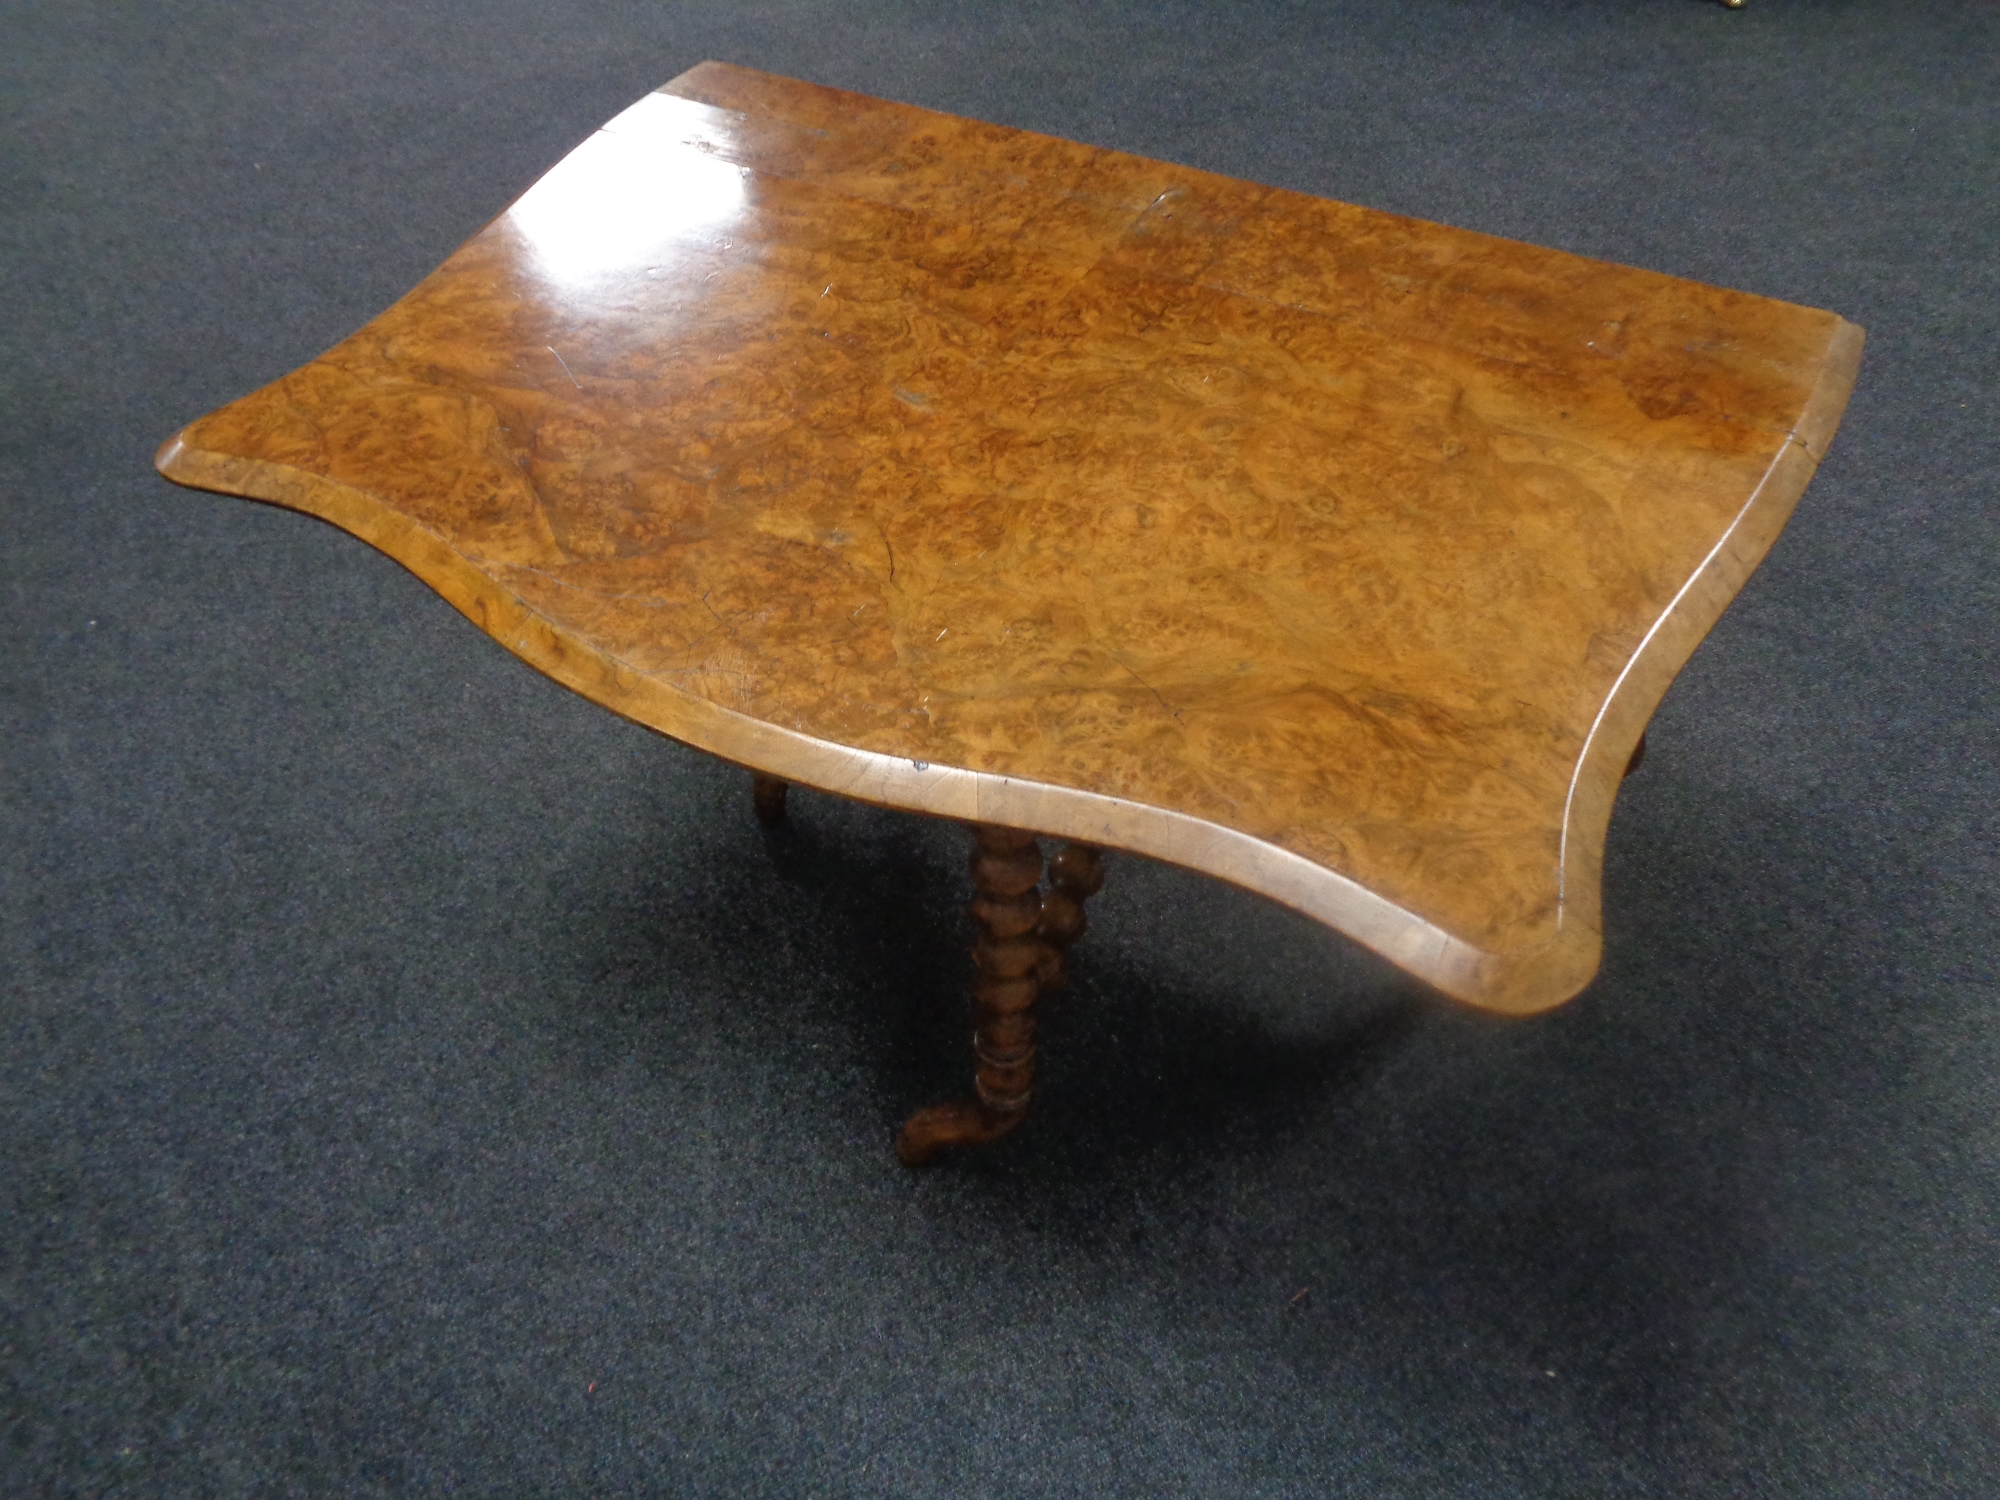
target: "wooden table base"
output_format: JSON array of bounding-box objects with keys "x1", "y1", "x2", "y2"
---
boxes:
[
  {"x1": 751, "y1": 774, "x2": 1104, "y2": 1164},
  {"x1": 755, "y1": 746, "x2": 1634, "y2": 1163}
]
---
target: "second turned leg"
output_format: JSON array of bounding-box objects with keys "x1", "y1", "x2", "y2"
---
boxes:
[
  {"x1": 896, "y1": 825, "x2": 1050, "y2": 1166},
  {"x1": 752, "y1": 772, "x2": 790, "y2": 826},
  {"x1": 1035, "y1": 841, "x2": 1105, "y2": 992}
]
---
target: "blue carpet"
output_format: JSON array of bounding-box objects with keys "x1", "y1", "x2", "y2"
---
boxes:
[{"x1": 3, "y1": 1, "x2": 1995, "y2": 1493}]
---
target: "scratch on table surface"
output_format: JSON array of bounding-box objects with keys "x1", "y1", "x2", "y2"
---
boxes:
[
  {"x1": 1114, "y1": 655, "x2": 1184, "y2": 724},
  {"x1": 547, "y1": 345, "x2": 582, "y2": 390},
  {"x1": 874, "y1": 519, "x2": 898, "y2": 585},
  {"x1": 700, "y1": 588, "x2": 731, "y2": 634}
]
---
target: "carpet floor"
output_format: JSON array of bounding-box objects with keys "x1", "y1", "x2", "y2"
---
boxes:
[{"x1": 4, "y1": 1, "x2": 1995, "y2": 1493}]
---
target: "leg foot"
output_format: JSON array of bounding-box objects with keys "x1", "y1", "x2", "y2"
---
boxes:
[
  {"x1": 753, "y1": 772, "x2": 789, "y2": 826},
  {"x1": 896, "y1": 1098, "x2": 1026, "y2": 1166}
]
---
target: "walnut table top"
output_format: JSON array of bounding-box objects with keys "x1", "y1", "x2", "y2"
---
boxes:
[{"x1": 158, "y1": 62, "x2": 1861, "y2": 1014}]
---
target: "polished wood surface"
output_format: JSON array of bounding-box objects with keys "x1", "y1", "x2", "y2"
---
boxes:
[{"x1": 156, "y1": 62, "x2": 1860, "y2": 1013}]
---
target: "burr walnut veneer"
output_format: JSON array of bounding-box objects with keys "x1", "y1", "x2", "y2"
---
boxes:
[{"x1": 158, "y1": 64, "x2": 1860, "y2": 1155}]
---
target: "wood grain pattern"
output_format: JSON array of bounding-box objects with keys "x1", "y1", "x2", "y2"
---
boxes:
[{"x1": 155, "y1": 62, "x2": 1861, "y2": 1013}]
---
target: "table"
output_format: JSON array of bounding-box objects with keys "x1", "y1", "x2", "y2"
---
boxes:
[{"x1": 157, "y1": 62, "x2": 1861, "y2": 1163}]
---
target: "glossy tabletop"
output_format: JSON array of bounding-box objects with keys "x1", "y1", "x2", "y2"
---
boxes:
[{"x1": 158, "y1": 62, "x2": 1861, "y2": 1013}]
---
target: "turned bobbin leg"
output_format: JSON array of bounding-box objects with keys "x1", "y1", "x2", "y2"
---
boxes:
[
  {"x1": 1035, "y1": 841, "x2": 1105, "y2": 992},
  {"x1": 752, "y1": 772, "x2": 789, "y2": 826},
  {"x1": 896, "y1": 825, "x2": 1050, "y2": 1167}
]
